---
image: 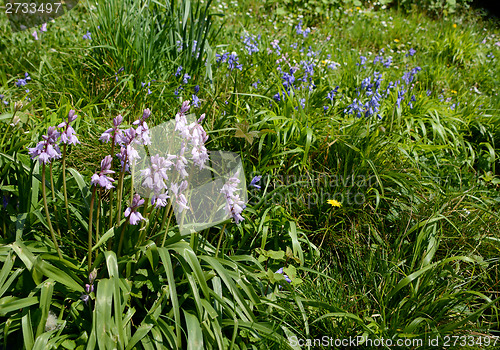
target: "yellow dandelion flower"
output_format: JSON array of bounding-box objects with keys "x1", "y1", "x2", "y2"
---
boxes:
[
  {"x1": 356, "y1": 6, "x2": 360, "y2": 10},
  {"x1": 327, "y1": 199, "x2": 342, "y2": 208},
  {"x1": 451, "y1": 90, "x2": 457, "y2": 94},
  {"x1": 453, "y1": 24, "x2": 457, "y2": 28},
  {"x1": 394, "y1": 39, "x2": 400, "y2": 43}
]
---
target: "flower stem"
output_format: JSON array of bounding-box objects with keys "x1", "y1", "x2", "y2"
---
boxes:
[
  {"x1": 62, "y1": 144, "x2": 76, "y2": 257},
  {"x1": 160, "y1": 200, "x2": 173, "y2": 247},
  {"x1": 137, "y1": 200, "x2": 150, "y2": 247},
  {"x1": 215, "y1": 223, "x2": 227, "y2": 258},
  {"x1": 117, "y1": 221, "x2": 128, "y2": 257},
  {"x1": 96, "y1": 189, "x2": 102, "y2": 242},
  {"x1": 87, "y1": 186, "x2": 97, "y2": 272},
  {"x1": 49, "y1": 163, "x2": 62, "y2": 240},
  {"x1": 42, "y1": 164, "x2": 62, "y2": 259},
  {"x1": 116, "y1": 168, "x2": 126, "y2": 224}
]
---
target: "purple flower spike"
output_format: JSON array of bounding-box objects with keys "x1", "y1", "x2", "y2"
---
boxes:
[
  {"x1": 142, "y1": 108, "x2": 151, "y2": 120},
  {"x1": 113, "y1": 115, "x2": 123, "y2": 127},
  {"x1": 90, "y1": 155, "x2": 115, "y2": 189},
  {"x1": 28, "y1": 126, "x2": 62, "y2": 164},
  {"x1": 124, "y1": 194, "x2": 145, "y2": 225},
  {"x1": 100, "y1": 115, "x2": 124, "y2": 145},
  {"x1": 58, "y1": 110, "x2": 80, "y2": 145},
  {"x1": 221, "y1": 171, "x2": 245, "y2": 224},
  {"x1": 180, "y1": 100, "x2": 191, "y2": 115},
  {"x1": 68, "y1": 110, "x2": 77, "y2": 122},
  {"x1": 85, "y1": 283, "x2": 94, "y2": 294}
]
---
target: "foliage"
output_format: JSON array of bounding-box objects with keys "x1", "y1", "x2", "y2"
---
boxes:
[{"x1": 1, "y1": 0, "x2": 500, "y2": 347}]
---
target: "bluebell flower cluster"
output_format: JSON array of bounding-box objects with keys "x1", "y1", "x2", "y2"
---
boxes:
[
  {"x1": 406, "y1": 48, "x2": 416, "y2": 57},
  {"x1": 83, "y1": 31, "x2": 91, "y2": 40},
  {"x1": 16, "y1": 73, "x2": 31, "y2": 87},
  {"x1": 281, "y1": 68, "x2": 296, "y2": 90},
  {"x1": 141, "y1": 81, "x2": 153, "y2": 95},
  {"x1": 175, "y1": 66, "x2": 183, "y2": 77},
  {"x1": 216, "y1": 52, "x2": 243, "y2": 70},
  {"x1": 344, "y1": 71, "x2": 385, "y2": 118},
  {"x1": 327, "y1": 86, "x2": 339, "y2": 103},
  {"x1": 115, "y1": 67, "x2": 124, "y2": 82},
  {"x1": 295, "y1": 20, "x2": 311, "y2": 38},
  {"x1": 242, "y1": 34, "x2": 260, "y2": 55}
]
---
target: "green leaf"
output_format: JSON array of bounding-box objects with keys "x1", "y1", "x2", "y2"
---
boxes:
[
  {"x1": 183, "y1": 310, "x2": 203, "y2": 350},
  {"x1": 0, "y1": 296, "x2": 39, "y2": 316}
]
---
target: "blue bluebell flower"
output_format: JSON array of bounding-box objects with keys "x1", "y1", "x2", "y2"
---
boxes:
[
  {"x1": 357, "y1": 56, "x2": 367, "y2": 66},
  {"x1": 327, "y1": 86, "x2": 339, "y2": 102},
  {"x1": 192, "y1": 94, "x2": 200, "y2": 107},
  {"x1": 15, "y1": 73, "x2": 31, "y2": 87},
  {"x1": 250, "y1": 176, "x2": 262, "y2": 189},
  {"x1": 83, "y1": 31, "x2": 91, "y2": 40},
  {"x1": 216, "y1": 52, "x2": 229, "y2": 63},
  {"x1": 227, "y1": 52, "x2": 243, "y2": 70},
  {"x1": 383, "y1": 57, "x2": 392, "y2": 68},
  {"x1": 295, "y1": 20, "x2": 311, "y2": 38},
  {"x1": 406, "y1": 48, "x2": 416, "y2": 57},
  {"x1": 175, "y1": 66, "x2": 183, "y2": 77},
  {"x1": 282, "y1": 69, "x2": 296, "y2": 90},
  {"x1": 242, "y1": 34, "x2": 260, "y2": 55},
  {"x1": 276, "y1": 267, "x2": 291, "y2": 283}
]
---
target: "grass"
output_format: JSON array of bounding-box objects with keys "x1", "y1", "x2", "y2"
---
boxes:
[{"x1": 1, "y1": 0, "x2": 500, "y2": 348}]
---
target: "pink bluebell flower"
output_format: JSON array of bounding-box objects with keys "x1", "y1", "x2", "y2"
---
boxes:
[
  {"x1": 99, "y1": 114, "x2": 124, "y2": 144},
  {"x1": 221, "y1": 170, "x2": 245, "y2": 224},
  {"x1": 28, "y1": 126, "x2": 61, "y2": 164},
  {"x1": 124, "y1": 194, "x2": 145, "y2": 225},
  {"x1": 58, "y1": 110, "x2": 80, "y2": 145},
  {"x1": 90, "y1": 155, "x2": 115, "y2": 189},
  {"x1": 170, "y1": 181, "x2": 189, "y2": 212}
]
